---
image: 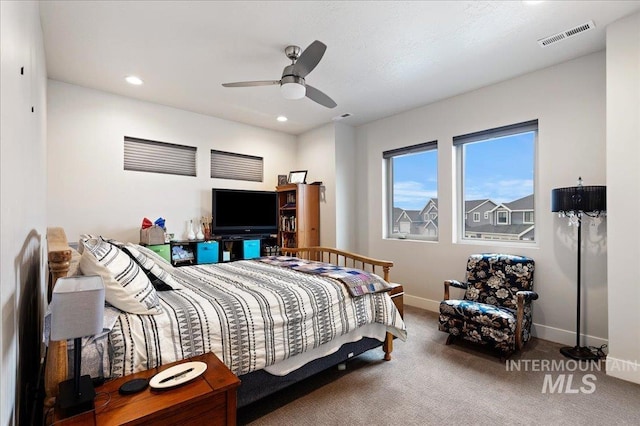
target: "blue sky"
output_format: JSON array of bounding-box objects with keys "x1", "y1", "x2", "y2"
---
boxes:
[{"x1": 393, "y1": 133, "x2": 535, "y2": 211}]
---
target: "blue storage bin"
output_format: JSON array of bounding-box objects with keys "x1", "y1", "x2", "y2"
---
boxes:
[
  {"x1": 197, "y1": 241, "x2": 219, "y2": 264},
  {"x1": 243, "y1": 239, "x2": 260, "y2": 259}
]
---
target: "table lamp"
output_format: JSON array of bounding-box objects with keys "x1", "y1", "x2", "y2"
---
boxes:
[{"x1": 50, "y1": 275, "x2": 105, "y2": 417}]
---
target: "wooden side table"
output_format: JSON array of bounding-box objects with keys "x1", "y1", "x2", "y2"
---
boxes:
[{"x1": 52, "y1": 352, "x2": 240, "y2": 425}]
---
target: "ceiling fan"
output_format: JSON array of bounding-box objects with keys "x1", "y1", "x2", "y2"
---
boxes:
[{"x1": 222, "y1": 40, "x2": 337, "y2": 109}]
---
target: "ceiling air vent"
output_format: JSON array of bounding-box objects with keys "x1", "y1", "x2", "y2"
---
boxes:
[
  {"x1": 332, "y1": 113, "x2": 353, "y2": 121},
  {"x1": 537, "y1": 20, "x2": 596, "y2": 47}
]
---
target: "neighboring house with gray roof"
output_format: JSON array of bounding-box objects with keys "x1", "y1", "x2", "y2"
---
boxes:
[
  {"x1": 393, "y1": 208, "x2": 425, "y2": 235},
  {"x1": 394, "y1": 194, "x2": 534, "y2": 241},
  {"x1": 419, "y1": 198, "x2": 438, "y2": 237}
]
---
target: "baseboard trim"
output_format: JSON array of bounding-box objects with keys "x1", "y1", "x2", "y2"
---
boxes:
[
  {"x1": 404, "y1": 294, "x2": 608, "y2": 348},
  {"x1": 404, "y1": 294, "x2": 440, "y2": 312},
  {"x1": 606, "y1": 356, "x2": 640, "y2": 385}
]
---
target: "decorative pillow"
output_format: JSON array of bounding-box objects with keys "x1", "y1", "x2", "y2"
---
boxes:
[
  {"x1": 121, "y1": 243, "x2": 183, "y2": 290},
  {"x1": 78, "y1": 234, "x2": 100, "y2": 254},
  {"x1": 134, "y1": 243, "x2": 174, "y2": 269},
  {"x1": 79, "y1": 237, "x2": 163, "y2": 315}
]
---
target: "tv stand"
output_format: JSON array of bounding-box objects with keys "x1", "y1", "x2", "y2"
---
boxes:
[{"x1": 169, "y1": 234, "x2": 278, "y2": 266}]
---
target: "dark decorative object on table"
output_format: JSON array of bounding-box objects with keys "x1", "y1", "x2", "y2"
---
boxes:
[
  {"x1": 551, "y1": 176, "x2": 606, "y2": 361},
  {"x1": 277, "y1": 174, "x2": 288, "y2": 186}
]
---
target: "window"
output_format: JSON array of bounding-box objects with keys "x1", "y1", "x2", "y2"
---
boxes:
[
  {"x1": 473, "y1": 212, "x2": 480, "y2": 222},
  {"x1": 210, "y1": 150, "x2": 263, "y2": 182},
  {"x1": 124, "y1": 136, "x2": 196, "y2": 176},
  {"x1": 497, "y1": 211, "x2": 508, "y2": 224},
  {"x1": 454, "y1": 120, "x2": 537, "y2": 242},
  {"x1": 524, "y1": 211, "x2": 534, "y2": 223},
  {"x1": 484, "y1": 211, "x2": 489, "y2": 219},
  {"x1": 384, "y1": 141, "x2": 438, "y2": 240}
]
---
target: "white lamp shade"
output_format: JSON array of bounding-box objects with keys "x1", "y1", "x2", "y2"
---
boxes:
[
  {"x1": 50, "y1": 275, "x2": 105, "y2": 341},
  {"x1": 280, "y1": 82, "x2": 306, "y2": 100}
]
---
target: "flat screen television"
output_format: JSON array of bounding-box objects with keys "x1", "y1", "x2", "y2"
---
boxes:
[{"x1": 212, "y1": 188, "x2": 278, "y2": 235}]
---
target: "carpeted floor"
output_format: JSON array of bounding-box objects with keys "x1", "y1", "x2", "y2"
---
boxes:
[{"x1": 238, "y1": 305, "x2": 640, "y2": 425}]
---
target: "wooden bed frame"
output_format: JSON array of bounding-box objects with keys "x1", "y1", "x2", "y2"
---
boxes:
[{"x1": 44, "y1": 228, "x2": 404, "y2": 411}]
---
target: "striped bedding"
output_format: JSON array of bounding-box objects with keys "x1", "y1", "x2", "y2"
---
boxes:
[{"x1": 105, "y1": 258, "x2": 406, "y2": 378}]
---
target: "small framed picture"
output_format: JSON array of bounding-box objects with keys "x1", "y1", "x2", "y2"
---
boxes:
[
  {"x1": 277, "y1": 174, "x2": 288, "y2": 186},
  {"x1": 288, "y1": 170, "x2": 307, "y2": 184}
]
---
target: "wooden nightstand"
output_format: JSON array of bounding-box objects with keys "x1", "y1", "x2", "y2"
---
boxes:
[{"x1": 52, "y1": 352, "x2": 240, "y2": 425}]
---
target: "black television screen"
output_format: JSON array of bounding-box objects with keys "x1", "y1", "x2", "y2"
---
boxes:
[{"x1": 212, "y1": 188, "x2": 278, "y2": 235}]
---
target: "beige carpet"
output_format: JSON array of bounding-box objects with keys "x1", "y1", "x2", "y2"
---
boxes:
[{"x1": 238, "y1": 305, "x2": 640, "y2": 425}]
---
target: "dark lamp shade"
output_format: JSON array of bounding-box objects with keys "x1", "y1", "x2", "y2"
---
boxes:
[
  {"x1": 50, "y1": 275, "x2": 105, "y2": 341},
  {"x1": 551, "y1": 185, "x2": 606, "y2": 213}
]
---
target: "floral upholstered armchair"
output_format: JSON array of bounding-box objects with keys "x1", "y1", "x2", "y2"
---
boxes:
[{"x1": 438, "y1": 253, "x2": 538, "y2": 357}]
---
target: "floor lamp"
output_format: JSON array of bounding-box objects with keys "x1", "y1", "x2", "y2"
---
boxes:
[{"x1": 551, "y1": 177, "x2": 606, "y2": 361}]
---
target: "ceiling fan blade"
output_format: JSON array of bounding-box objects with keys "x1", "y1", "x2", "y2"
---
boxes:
[
  {"x1": 222, "y1": 80, "x2": 280, "y2": 87},
  {"x1": 305, "y1": 84, "x2": 337, "y2": 109},
  {"x1": 293, "y1": 40, "x2": 326, "y2": 78}
]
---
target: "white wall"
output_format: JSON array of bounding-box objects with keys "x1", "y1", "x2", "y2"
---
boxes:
[
  {"x1": 334, "y1": 122, "x2": 356, "y2": 250},
  {"x1": 297, "y1": 122, "x2": 357, "y2": 251},
  {"x1": 47, "y1": 81, "x2": 298, "y2": 244},
  {"x1": 0, "y1": 1, "x2": 48, "y2": 424},
  {"x1": 297, "y1": 123, "x2": 337, "y2": 248},
  {"x1": 355, "y1": 52, "x2": 608, "y2": 348},
  {"x1": 606, "y1": 11, "x2": 640, "y2": 384}
]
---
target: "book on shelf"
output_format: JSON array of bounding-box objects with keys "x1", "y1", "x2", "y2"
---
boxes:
[{"x1": 280, "y1": 215, "x2": 296, "y2": 232}]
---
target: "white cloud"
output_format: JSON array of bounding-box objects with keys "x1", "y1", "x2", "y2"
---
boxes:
[{"x1": 393, "y1": 180, "x2": 437, "y2": 210}]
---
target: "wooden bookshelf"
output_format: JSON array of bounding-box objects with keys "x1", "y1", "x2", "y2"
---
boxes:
[{"x1": 276, "y1": 183, "x2": 319, "y2": 249}]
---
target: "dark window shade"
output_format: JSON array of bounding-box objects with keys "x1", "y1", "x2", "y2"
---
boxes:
[
  {"x1": 453, "y1": 120, "x2": 538, "y2": 146},
  {"x1": 211, "y1": 150, "x2": 263, "y2": 182},
  {"x1": 124, "y1": 136, "x2": 196, "y2": 176},
  {"x1": 383, "y1": 140, "x2": 437, "y2": 159}
]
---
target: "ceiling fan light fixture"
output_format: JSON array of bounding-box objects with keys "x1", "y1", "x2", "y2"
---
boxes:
[{"x1": 280, "y1": 82, "x2": 306, "y2": 100}]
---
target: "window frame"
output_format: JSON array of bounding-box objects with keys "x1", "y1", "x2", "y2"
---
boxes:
[
  {"x1": 454, "y1": 120, "x2": 538, "y2": 244},
  {"x1": 523, "y1": 211, "x2": 534, "y2": 224},
  {"x1": 384, "y1": 140, "x2": 438, "y2": 241},
  {"x1": 124, "y1": 136, "x2": 197, "y2": 177},
  {"x1": 497, "y1": 210, "x2": 509, "y2": 225},
  {"x1": 210, "y1": 149, "x2": 263, "y2": 182}
]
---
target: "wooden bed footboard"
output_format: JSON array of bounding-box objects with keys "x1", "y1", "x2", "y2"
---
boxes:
[
  {"x1": 281, "y1": 246, "x2": 404, "y2": 360},
  {"x1": 281, "y1": 246, "x2": 393, "y2": 281}
]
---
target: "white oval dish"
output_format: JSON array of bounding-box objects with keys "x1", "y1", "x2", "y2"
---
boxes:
[{"x1": 149, "y1": 361, "x2": 207, "y2": 389}]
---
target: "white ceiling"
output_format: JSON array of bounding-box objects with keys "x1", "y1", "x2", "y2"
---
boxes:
[{"x1": 39, "y1": 1, "x2": 640, "y2": 135}]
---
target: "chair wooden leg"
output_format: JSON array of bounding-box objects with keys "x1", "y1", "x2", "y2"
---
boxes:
[{"x1": 446, "y1": 334, "x2": 457, "y2": 345}]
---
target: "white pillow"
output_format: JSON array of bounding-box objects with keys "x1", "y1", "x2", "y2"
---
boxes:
[
  {"x1": 78, "y1": 233, "x2": 100, "y2": 254},
  {"x1": 79, "y1": 237, "x2": 163, "y2": 315},
  {"x1": 123, "y1": 243, "x2": 183, "y2": 290},
  {"x1": 134, "y1": 243, "x2": 174, "y2": 270}
]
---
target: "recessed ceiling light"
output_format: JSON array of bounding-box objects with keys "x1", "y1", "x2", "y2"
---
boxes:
[
  {"x1": 277, "y1": 116, "x2": 288, "y2": 122},
  {"x1": 125, "y1": 75, "x2": 143, "y2": 85}
]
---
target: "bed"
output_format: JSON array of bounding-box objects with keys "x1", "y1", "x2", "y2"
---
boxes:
[{"x1": 43, "y1": 227, "x2": 406, "y2": 413}]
